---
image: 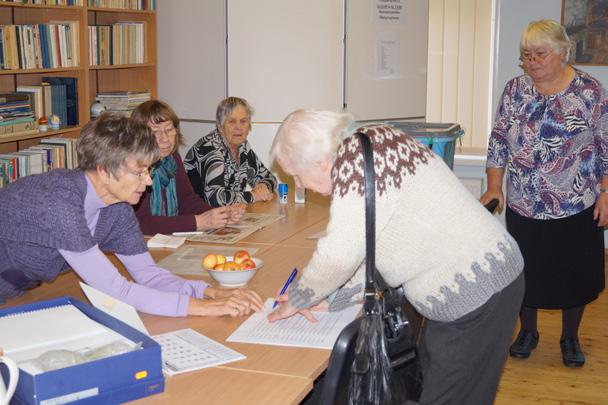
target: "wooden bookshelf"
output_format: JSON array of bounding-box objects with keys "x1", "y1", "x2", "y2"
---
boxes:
[{"x1": 0, "y1": 0, "x2": 157, "y2": 153}]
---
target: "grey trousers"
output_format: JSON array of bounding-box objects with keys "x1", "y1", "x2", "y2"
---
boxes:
[{"x1": 418, "y1": 273, "x2": 525, "y2": 405}]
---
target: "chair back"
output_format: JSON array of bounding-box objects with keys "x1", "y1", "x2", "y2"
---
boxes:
[{"x1": 318, "y1": 318, "x2": 361, "y2": 405}]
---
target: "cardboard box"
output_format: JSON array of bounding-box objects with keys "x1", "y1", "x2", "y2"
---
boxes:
[{"x1": 0, "y1": 297, "x2": 164, "y2": 404}]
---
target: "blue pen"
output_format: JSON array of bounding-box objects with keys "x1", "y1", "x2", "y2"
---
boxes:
[{"x1": 273, "y1": 268, "x2": 298, "y2": 309}]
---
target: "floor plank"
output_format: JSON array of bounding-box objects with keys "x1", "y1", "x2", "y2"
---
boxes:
[{"x1": 495, "y1": 257, "x2": 608, "y2": 404}]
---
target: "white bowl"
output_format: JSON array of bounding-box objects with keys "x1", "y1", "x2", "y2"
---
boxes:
[{"x1": 206, "y1": 257, "x2": 264, "y2": 287}]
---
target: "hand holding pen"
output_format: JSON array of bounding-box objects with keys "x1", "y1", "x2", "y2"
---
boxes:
[{"x1": 273, "y1": 268, "x2": 298, "y2": 309}]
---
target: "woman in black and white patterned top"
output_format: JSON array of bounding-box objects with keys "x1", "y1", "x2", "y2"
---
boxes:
[{"x1": 184, "y1": 97, "x2": 277, "y2": 207}]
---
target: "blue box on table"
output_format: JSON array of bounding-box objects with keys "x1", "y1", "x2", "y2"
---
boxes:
[
  {"x1": 0, "y1": 296, "x2": 164, "y2": 404},
  {"x1": 385, "y1": 121, "x2": 464, "y2": 169}
]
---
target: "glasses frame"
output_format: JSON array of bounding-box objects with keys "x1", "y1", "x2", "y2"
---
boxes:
[
  {"x1": 122, "y1": 166, "x2": 153, "y2": 182},
  {"x1": 519, "y1": 48, "x2": 555, "y2": 63},
  {"x1": 151, "y1": 125, "x2": 178, "y2": 140}
]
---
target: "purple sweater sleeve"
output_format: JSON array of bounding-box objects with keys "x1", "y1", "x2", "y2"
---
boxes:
[
  {"x1": 60, "y1": 246, "x2": 208, "y2": 317},
  {"x1": 134, "y1": 153, "x2": 213, "y2": 235}
]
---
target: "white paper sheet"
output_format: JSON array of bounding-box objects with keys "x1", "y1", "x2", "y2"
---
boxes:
[
  {"x1": 154, "y1": 328, "x2": 245, "y2": 376},
  {"x1": 80, "y1": 282, "x2": 149, "y2": 335},
  {"x1": 227, "y1": 299, "x2": 362, "y2": 349},
  {"x1": 147, "y1": 234, "x2": 186, "y2": 249}
]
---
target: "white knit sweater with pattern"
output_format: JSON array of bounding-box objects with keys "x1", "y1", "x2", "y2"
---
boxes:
[{"x1": 288, "y1": 125, "x2": 524, "y2": 322}]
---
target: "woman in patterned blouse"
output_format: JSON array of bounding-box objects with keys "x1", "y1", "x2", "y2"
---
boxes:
[
  {"x1": 184, "y1": 97, "x2": 277, "y2": 207},
  {"x1": 481, "y1": 19, "x2": 608, "y2": 368}
]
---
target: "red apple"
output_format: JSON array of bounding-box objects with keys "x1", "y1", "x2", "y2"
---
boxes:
[
  {"x1": 240, "y1": 258, "x2": 256, "y2": 270},
  {"x1": 233, "y1": 250, "x2": 251, "y2": 264}
]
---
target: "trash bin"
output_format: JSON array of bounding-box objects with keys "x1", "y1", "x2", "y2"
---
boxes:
[{"x1": 385, "y1": 122, "x2": 463, "y2": 170}]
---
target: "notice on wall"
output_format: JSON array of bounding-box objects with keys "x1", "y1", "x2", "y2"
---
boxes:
[
  {"x1": 375, "y1": 32, "x2": 400, "y2": 78},
  {"x1": 374, "y1": 0, "x2": 405, "y2": 24}
]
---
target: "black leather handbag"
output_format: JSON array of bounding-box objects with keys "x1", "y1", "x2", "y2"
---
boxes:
[{"x1": 318, "y1": 132, "x2": 422, "y2": 405}]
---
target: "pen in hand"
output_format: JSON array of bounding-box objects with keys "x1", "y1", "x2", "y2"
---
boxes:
[{"x1": 273, "y1": 268, "x2": 298, "y2": 309}]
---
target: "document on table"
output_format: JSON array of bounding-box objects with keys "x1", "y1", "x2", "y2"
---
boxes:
[
  {"x1": 154, "y1": 328, "x2": 245, "y2": 376},
  {"x1": 227, "y1": 299, "x2": 362, "y2": 349},
  {"x1": 78, "y1": 284, "x2": 245, "y2": 376}
]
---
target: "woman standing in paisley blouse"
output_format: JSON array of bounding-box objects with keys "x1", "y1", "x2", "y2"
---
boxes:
[
  {"x1": 481, "y1": 19, "x2": 608, "y2": 368},
  {"x1": 184, "y1": 97, "x2": 277, "y2": 207}
]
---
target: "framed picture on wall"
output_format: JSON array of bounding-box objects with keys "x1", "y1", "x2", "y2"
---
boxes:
[{"x1": 562, "y1": 0, "x2": 608, "y2": 65}]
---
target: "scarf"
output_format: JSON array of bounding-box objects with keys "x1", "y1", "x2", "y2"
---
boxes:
[{"x1": 150, "y1": 154, "x2": 178, "y2": 216}]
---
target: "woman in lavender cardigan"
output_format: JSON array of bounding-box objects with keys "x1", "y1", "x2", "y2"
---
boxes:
[{"x1": 0, "y1": 113, "x2": 263, "y2": 317}]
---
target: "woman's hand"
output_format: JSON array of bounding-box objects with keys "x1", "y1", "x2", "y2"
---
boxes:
[
  {"x1": 188, "y1": 287, "x2": 264, "y2": 317},
  {"x1": 227, "y1": 203, "x2": 246, "y2": 224},
  {"x1": 594, "y1": 193, "x2": 608, "y2": 227},
  {"x1": 206, "y1": 286, "x2": 264, "y2": 310},
  {"x1": 252, "y1": 183, "x2": 273, "y2": 202},
  {"x1": 195, "y1": 207, "x2": 231, "y2": 229},
  {"x1": 480, "y1": 189, "x2": 504, "y2": 212},
  {"x1": 267, "y1": 294, "x2": 318, "y2": 323},
  {"x1": 481, "y1": 167, "x2": 505, "y2": 211}
]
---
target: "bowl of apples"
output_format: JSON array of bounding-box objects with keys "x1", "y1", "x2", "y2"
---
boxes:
[{"x1": 202, "y1": 250, "x2": 263, "y2": 287}]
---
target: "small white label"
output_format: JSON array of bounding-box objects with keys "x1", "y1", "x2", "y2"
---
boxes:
[{"x1": 41, "y1": 387, "x2": 99, "y2": 405}]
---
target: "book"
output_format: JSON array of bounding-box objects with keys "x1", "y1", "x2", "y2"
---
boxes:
[
  {"x1": 147, "y1": 233, "x2": 186, "y2": 249},
  {"x1": 17, "y1": 85, "x2": 44, "y2": 120},
  {"x1": 41, "y1": 82, "x2": 52, "y2": 118},
  {"x1": 12, "y1": 149, "x2": 46, "y2": 174},
  {"x1": 40, "y1": 137, "x2": 77, "y2": 168},
  {"x1": 47, "y1": 82, "x2": 67, "y2": 125},
  {"x1": 42, "y1": 76, "x2": 78, "y2": 126},
  {"x1": 0, "y1": 119, "x2": 38, "y2": 138}
]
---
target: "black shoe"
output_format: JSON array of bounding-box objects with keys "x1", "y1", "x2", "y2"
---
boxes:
[
  {"x1": 509, "y1": 330, "x2": 539, "y2": 359},
  {"x1": 560, "y1": 338, "x2": 585, "y2": 368}
]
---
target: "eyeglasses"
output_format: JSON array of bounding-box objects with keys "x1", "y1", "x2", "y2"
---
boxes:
[
  {"x1": 123, "y1": 166, "x2": 153, "y2": 181},
  {"x1": 519, "y1": 49, "x2": 553, "y2": 63},
  {"x1": 151, "y1": 126, "x2": 177, "y2": 139}
]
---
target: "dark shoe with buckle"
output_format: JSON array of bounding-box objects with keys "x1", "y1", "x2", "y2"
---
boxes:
[
  {"x1": 509, "y1": 330, "x2": 539, "y2": 359},
  {"x1": 560, "y1": 338, "x2": 585, "y2": 368}
]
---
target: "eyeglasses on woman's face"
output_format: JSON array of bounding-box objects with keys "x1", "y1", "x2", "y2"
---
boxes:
[
  {"x1": 122, "y1": 165, "x2": 153, "y2": 182},
  {"x1": 519, "y1": 47, "x2": 555, "y2": 63},
  {"x1": 149, "y1": 121, "x2": 177, "y2": 140}
]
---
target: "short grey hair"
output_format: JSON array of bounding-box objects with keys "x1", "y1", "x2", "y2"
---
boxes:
[
  {"x1": 520, "y1": 19, "x2": 572, "y2": 63},
  {"x1": 216, "y1": 97, "x2": 254, "y2": 129},
  {"x1": 270, "y1": 110, "x2": 354, "y2": 172},
  {"x1": 77, "y1": 112, "x2": 160, "y2": 178}
]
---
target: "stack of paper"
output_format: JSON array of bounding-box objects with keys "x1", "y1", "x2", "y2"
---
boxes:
[{"x1": 147, "y1": 234, "x2": 186, "y2": 249}]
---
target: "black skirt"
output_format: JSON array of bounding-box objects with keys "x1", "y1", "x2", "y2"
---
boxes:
[{"x1": 506, "y1": 205, "x2": 605, "y2": 309}]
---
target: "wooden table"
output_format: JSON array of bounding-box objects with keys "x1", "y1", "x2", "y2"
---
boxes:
[{"x1": 0, "y1": 196, "x2": 332, "y2": 404}]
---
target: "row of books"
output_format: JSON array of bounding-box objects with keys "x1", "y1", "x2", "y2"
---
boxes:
[
  {"x1": 18, "y1": 77, "x2": 79, "y2": 126},
  {"x1": 0, "y1": 23, "x2": 80, "y2": 70},
  {"x1": 0, "y1": 93, "x2": 38, "y2": 138},
  {"x1": 96, "y1": 90, "x2": 149, "y2": 115},
  {"x1": 2, "y1": 0, "x2": 83, "y2": 5},
  {"x1": 88, "y1": 22, "x2": 145, "y2": 66},
  {"x1": 0, "y1": 137, "x2": 78, "y2": 188},
  {"x1": 88, "y1": 0, "x2": 151, "y2": 10}
]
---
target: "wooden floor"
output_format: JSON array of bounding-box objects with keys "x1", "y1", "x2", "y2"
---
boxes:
[{"x1": 495, "y1": 258, "x2": 608, "y2": 404}]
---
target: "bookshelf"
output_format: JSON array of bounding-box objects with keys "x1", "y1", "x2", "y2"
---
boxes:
[{"x1": 0, "y1": 0, "x2": 156, "y2": 154}]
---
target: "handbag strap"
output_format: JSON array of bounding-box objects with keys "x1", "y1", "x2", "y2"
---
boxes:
[{"x1": 355, "y1": 132, "x2": 377, "y2": 297}]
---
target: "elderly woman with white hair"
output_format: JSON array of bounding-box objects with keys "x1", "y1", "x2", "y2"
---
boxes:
[
  {"x1": 184, "y1": 97, "x2": 277, "y2": 207},
  {"x1": 481, "y1": 19, "x2": 608, "y2": 368},
  {"x1": 268, "y1": 110, "x2": 525, "y2": 404}
]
